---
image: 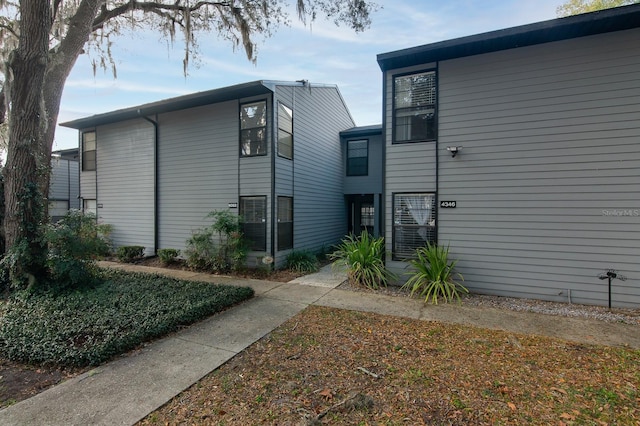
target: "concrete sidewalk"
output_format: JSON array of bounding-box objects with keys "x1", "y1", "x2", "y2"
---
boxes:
[{"x1": 0, "y1": 263, "x2": 638, "y2": 425}]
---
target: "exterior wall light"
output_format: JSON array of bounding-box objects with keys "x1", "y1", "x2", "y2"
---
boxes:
[{"x1": 446, "y1": 146, "x2": 462, "y2": 158}]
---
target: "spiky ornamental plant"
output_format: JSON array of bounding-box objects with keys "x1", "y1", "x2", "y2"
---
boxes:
[
  {"x1": 402, "y1": 242, "x2": 467, "y2": 304},
  {"x1": 330, "y1": 232, "x2": 395, "y2": 290}
]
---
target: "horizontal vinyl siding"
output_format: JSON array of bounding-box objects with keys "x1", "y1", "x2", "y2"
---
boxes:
[
  {"x1": 49, "y1": 158, "x2": 70, "y2": 200},
  {"x1": 283, "y1": 85, "x2": 354, "y2": 259},
  {"x1": 96, "y1": 120, "x2": 155, "y2": 255},
  {"x1": 436, "y1": 28, "x2": 640, "y2": 307},
  {"x1": 80, "y1": 170, "x2": 96, "y2": 200},
  {"x1": 343, "y1": 133, "x2": 383, "y2": 195},
  {"x1": 69, "y1": 161, "x2": 80, "y2": 209},
  {"x1": 275, "y1": 87, "x2": 294, "y2": 197},
  {"x1": 158, "y1": 102, "x2": 239, "y2": 253},
  {"x1": 384, "y1": 64, "x2": 438, "y2": 274}
]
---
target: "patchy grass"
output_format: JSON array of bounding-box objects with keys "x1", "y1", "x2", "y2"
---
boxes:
[
  {"x1": 139, "y1": 305, "x2": 640, "y2": 425},
  {"x1": 0, "y1": 270, "x2": 253, "y2": 368}
]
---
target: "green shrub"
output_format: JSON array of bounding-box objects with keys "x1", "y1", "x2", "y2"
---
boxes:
[
  {"x1": 184, "y1": 210, "x2": 247, "y2": 273},
  {"x1": 0, "y1": 270, "x2": 254, "y2": 367},
  {"x1": 402, "y1": 242, "x2": 467, "y2": 304},
  {"x1": 330, "y1": 232, "x2": 396, "y2": 289},
  {"x1": 285, "y1": 250, "x2": 319, "y2": 273},
  {"x1": 43, "y1": 210, "x2": 112, "y2": 291},
  {"x1": 157, "y1": 248, "x2": 180, "y2": 265},
  {"x1": 116, "y1": 246, "x2": 146, "y2": 263}
]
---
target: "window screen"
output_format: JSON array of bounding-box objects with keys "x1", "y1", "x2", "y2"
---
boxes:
[
  {"x1": 393, "y1": 193, "x2": 436, "y2": 259},
  {"x1": 240, "y1": 101, "x2": 267, "y2": 156},
  {"x1": 347, "y1": 139, "x2": 368, "y2": 176},
  {"x1": 278, "y1": 103, "x2": 293, "y2": 159},
  {"x1": 82, "y1": 131, "x2": 96, "y2": 171},
  {"x1": 394, "y1": 71, "x2": 437, "y2": 143},
  {"x1": 277, "y1": 196, "x2": 293, "y2": 250},
  {"x1": 240, "y1": 196, "x2": 267, "y2": 251}
]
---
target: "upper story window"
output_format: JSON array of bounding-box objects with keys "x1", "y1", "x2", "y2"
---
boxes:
[
  {"x1": 240, "y1": 101, "x2": 267, "y2": 156},
  {"x1": 82, "y1": 131, "x2": 96, "y2": 171},
  {"x1": 277, "y1": 103, "x2": 293, "y2": 159},
  {"x1": 346, "y1": 139, "x2": 368, "y2": 176},
  {"x1": 393, "y1": 70, "x2": 437, "y2": 143}
]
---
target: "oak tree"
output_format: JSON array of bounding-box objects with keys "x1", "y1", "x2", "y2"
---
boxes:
[
  {"x1": 0, "y1": 0, "x2": 376, "y2": 286},
  {"x1": 556, "y1": 0, "x2": 639, "y2": 16}
]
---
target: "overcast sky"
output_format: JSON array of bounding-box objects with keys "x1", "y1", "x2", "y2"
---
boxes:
[{"x1": 54, "y1": 0, "x2": 563, "y2": 150}]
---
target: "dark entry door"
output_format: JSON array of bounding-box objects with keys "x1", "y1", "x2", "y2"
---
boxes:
[{"x1": 347, "y1": 194, "x2": 375, "y2": 236}]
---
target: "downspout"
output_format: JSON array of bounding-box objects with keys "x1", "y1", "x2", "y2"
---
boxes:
[
  {"x1": 381, "y1": 70, "x2": 387, "y2": 263},
  {"x1": 435, "y1": 62, "x2": 440, "y2": 243},
  {"x1": 139, "y1": 113, "x2": 159, "y2": 255},
  {"x1": 67, "y1": 159, "x2": 71, "y2": 210},
  {"x1": 95, "y1": 130, "x2": 98, "y2": 222},
  {"x1": 270, "y1": 92, "x2": 276, "y2": 262}
]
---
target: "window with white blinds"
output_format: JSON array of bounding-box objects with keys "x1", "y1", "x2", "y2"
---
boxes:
[
  {"x1": 393, "y1": 71, "x2": 437, "y2": 143},
  {"x1": 392, "y1": 193, "x2": 436, "y2": 259}
]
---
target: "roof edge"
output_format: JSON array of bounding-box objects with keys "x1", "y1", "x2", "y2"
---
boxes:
[{"x1": 377, "y1": 4, "x2": 640, "y2": 70}]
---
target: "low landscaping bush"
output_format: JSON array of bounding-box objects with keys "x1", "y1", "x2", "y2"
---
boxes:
[
  {"x1": 330, "y1": 232, "x2": 396, "y2": 289},
  {"x1": 184, "y1": 210, "x2": 247, "y2": 273},
  {"x1": 285, "y1": 250, "x2": 319, "y2": 273},
  {"x1": 44, "y1": 210, "x2": 112, "y2": 291},
  {"x1": 116, "y1": 246, "x2": 145, "y2": 263},
  {"x1": 402, "y1": 242, "x2": 467, "y2": 304},
  {"x1": 157, "y1": 248, "x2": 180, "y2": 265},
  {"x1": 0, "y1": 270, "x2": 254, "y2": 367}
]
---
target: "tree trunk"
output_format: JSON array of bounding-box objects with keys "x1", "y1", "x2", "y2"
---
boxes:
[{"x1": 3, "y1": 0, "x2": 52, "y2": 284}]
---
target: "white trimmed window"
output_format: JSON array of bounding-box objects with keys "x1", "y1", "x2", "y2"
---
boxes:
[
  {"x1": 393, "y1": 193, "x2": 436, "y2": 259},
  {"x1": 393, "y1": 71, "x2": 437, "y2": 143}
]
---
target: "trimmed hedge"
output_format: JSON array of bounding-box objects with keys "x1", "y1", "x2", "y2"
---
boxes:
[
  {"x1": 0, "y1": 270, "x2": 254, "y2": 367},
  {"x1": 116, "y1": 246, "x2": 145, "y2": 263}
]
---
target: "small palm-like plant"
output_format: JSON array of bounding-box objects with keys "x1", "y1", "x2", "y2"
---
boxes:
[
  {"x1": 402, "y1": 242, "x2": 467, "y2": 304},
  {"x1": 330, "y1": 232, "x2": 396, "y2": 289},
  {"x1": 285, "y1": 250, "x2": 319, "y2": 273}
]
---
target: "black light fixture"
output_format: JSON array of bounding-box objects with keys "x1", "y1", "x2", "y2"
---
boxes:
[{"x1": 446, "y1": 146, "x2": 462, "y2": 158}]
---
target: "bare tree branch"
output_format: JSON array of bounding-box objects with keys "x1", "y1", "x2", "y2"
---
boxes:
[{"x1": 92, "y1": 0, "x2": 234, "y2": 31}]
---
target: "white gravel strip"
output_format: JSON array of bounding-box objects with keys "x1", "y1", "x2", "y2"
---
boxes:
[
  {"x1": 339, "y1": 282, "x2": 640, "y2": 325},
  {"x1": 461, "y1": 294, "x2": 640, "y2": 325}
]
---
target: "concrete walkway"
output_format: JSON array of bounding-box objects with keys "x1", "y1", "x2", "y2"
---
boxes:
[{"x1": 0, "y1": 263, "x2": 638, "y2": 425}]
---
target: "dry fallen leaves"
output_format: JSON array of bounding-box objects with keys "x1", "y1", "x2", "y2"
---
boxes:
[{"x1": 138, "y1": 306, "x2": 640, "y2": 425}]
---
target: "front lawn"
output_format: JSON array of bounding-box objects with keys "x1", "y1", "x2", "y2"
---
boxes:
[
  {"x1": 139, "y1": 306, "x2": 640, "y2": 425},
  {"x1": 0, "y1": 270, "x2": 253, "y2": 368}
]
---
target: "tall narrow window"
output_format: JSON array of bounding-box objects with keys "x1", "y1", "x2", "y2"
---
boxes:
[
  {"x1": 393, "y1": 193, "x2": 436, "y2": 260},
  {"x1": 82, "y1": 131, "x2": 96, "y2": 171},
  {"x1": 278, "y1": 103, "x2": 293, "y2": 159},
  {"x1": 240, "y1": 101, "x2": 267, "y2": 156},
  {"x1": 277, "y1": 196, "x2": 293, "y2": 250},
  {"x1": 347, "y1": 139, "x2": 368, "y2": 176},
  {"x1": 393, "y1": 71, "x2": 437, "y2": 143},
  {"x1": 240, "y1": 196, "x2": 267, "y2": 251}
]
